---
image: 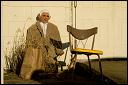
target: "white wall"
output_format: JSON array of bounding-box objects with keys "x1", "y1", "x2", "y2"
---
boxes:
[
  {"x1": 73, "y1": 1, "x2": 127, "y2": 59},
  {"x1": 1, "y1": 2, "x2": 127, "y2": 82}
]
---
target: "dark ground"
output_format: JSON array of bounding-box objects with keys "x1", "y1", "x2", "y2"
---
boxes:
[
  {"x1": 4, "y1": 68, "x2": 107, "y2": 84},
  {"x1": 87, "y1": 59, "x2": 127, "y2": 84},
  {"x1": 3, "y1": 58, "x2": 127, "y2": 84}
]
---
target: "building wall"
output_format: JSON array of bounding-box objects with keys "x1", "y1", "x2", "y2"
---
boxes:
[{"x1": 75, "y1": 1, "x2": 127, "y2": 59}]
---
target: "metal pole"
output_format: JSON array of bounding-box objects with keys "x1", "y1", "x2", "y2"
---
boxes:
[
  {"x1": 74, "y1": 1, "x2": 77, "y2": 48},
  {"x1": 69, "y1": 1, "x2": 73, "y2": 51}
]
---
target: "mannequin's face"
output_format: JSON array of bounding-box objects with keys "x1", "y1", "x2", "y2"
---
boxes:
[{"x1": 40, "y1": 12, "x2": 51, "y2": 23}]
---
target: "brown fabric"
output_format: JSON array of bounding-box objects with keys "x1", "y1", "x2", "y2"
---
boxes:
[{"x1": 20, "y1": 21, "x2": 63, "y2": 79}]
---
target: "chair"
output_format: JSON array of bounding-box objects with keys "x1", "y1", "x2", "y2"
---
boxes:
[
  {"x1": 58, "y1": 42, "x2": 70, "y2": 71},
  {"x1": 52, "y1": 41, "x2": 69, "y2": 72},
  {"x1": 67, "y1": 25, "x2": 103, "y2": 79}
]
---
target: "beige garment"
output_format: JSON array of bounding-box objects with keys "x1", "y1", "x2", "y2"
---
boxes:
[
  {"x1": 20, "y1": 47, "x2": 43, "y2": 79},
  {"x1": 20, "y1": 21, "x2": 63, "y2": 79},
  {"x1": 20, "y1": 46, "x2": 56, "y2": 79}
]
